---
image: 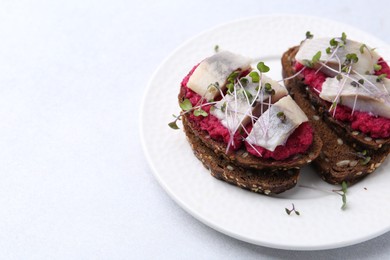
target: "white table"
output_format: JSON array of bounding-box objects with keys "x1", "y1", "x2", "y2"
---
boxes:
[{"x1": 1, "y1": 0, "x2": 389, "y2": 259}]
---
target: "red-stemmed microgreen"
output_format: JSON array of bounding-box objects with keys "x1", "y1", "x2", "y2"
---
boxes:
[
  {"x1": 277, "y1": 111, "x2": 286, "y2": 123},
  {"x1": 332, "y1": 181, "x2": 348, "y2": 210},
  {"x1": 376, "y1": 73, "x2": 388, "y2": 82},
  {"x1": 285, "y1": 203, "x2": 300, "y2": 216},
  {"x1": 257, "y1": 62, "x2": 270, "y2": 73},
  {"x1": 248, "y1": 71, "x2": 260, "y2": 83},
  {"x1": 299, "y1": 183, "x2": 348, "y2": 210},
  {"x1": 305, "y1": 31, "x2": 313, "y2": 39},
  {"x1": 374, "y1": 64, "x2": 382, "y2": 71},
  {"x1": 168, "y1": 98, "x2": 216, "y2": 130}
]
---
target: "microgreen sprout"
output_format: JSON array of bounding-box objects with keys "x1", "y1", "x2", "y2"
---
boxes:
[
  {"x1": 193, "y1": 109, "x2": 208, "y2": 117},
  {"x1": 354, "y1": 149, "x2": 371, "y2": 165},
  {"x1": 341, "y1": 53, "x2": 358, "y2": 72},
  {"x1": 300, "y1": 184, "x2": 348, "y2": 211},
  {"x1": 249, "y1": 71, "x2": 260, "y2": 83},
  {"x1": 330, "y1": 101, "x2": 338, "y2": 110},
  {"x1": 257, "y1": 62, "x2": 270, "y2": 73},
  {"x1": 312, "y1": 51, "x2": 322, "y2": 63},
  {"x1": 345, "y1": 53, "x2": 359, "y2": 63},
  {"x1": 285, "y1": 203, "x2": 300, "y2": 216},
  {"x1": 221, "y1": 102, "x2": 227, "y2": 112},
  {"x1": 332, "y1": 181, "x2": 348, "y2": 210},
  {"x1": 214, "y1": 45, "x2": 219, "y2": 53},
  {"x1": 168, "y1": 119, "x2": 180, "y2": 130},
  {"x1": 305, "y1": 31, "x2": 313, "y2": 39},
  {"x1": 277, "y1": 111, "x2": 286, "y2": 123},
  {"x1": 226, "y1": 70, "x2": 240, "y2": 94},
  {"x1": 304, "y1": 51, "x2": 322, "y2": 68},
  {"x1": 169, "y1": 98, "x2": 214, "y2": 130},
  {"x1": 240, "y1": 77, "x2": 249, "y2": 87},
  {"x1": 374, "y1": 64, "x2": 382, "y2": 71},
  {"x1": 341, "y1": 32, "x2": 347, "y2": 45},
  {"x1": 376, "y1": 73, "x2": 388, "y2": 82},
  {"x1": 359, "y1": 43, "x2": 367, "y2": 54},
  {"x1": 264, "y1": 83, "x2": 275, "y2": 95},
  {"x1": 179, "y1": 98, "x2": 193, "y2": 111},
  {"x1": 330, "y1": 38, "x2": 338, "y2": 47}
]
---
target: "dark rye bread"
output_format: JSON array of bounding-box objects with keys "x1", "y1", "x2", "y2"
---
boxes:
[
  {"x1": 283, "y1": 46, "x2": 390, "y2": 151},
  {"x1": 179, "y1": 86, "x2": 322, "y2": 171},
  {"x1": 282, "y1": 46, "x2": 390, "y2": 184},
  {"x1": 183, "y1": 116, "x2": 300, "y2": 195}
]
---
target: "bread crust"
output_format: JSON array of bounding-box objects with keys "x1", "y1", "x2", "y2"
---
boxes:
[
  {"x1": 183, "y1": 116, "x2": 300, "y2": 195},
  {"x1": 282, "y1": 46, "x2": 390, "y2": 184}
]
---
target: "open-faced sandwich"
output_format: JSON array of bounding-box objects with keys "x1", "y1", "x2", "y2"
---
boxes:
[
  {"x1": 282, "y1": 32, "x2": 390, "y2": 184},
  {"x1": 170, "y1": 51, "x2": 322, "y2": 195}
]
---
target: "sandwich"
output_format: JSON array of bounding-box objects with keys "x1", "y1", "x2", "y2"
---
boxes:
[
  {"x1": 281, "y1": 32, "x2": 390, "y2": 184},
  {"x1": 170, "y1": 51, "x2": 322, "y2": 194}
]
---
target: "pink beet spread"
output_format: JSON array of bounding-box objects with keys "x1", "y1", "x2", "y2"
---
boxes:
[
  {"x1": 295, "y1": 58, "x2": 390, "y2": 138},
  {"x1": 181, "y1": 65, "x2": 313, "y2": 159},
  {"x1": 244, "y1": 122, "x2": 313, "y2": 160}
]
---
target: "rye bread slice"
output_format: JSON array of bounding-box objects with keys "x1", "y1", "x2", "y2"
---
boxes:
[
  {"x1": 183, "y1": 116, "x2": 300, "y2": 195},
  {"x1": 282, "y1": 46, "x2": 390, "y2": 151},
  {"x1": 282, "y1": 46, "x2": 390, "y2": 184},
  {"x1": 179, "y1": 85, "x2": 322, "y2": 171}
]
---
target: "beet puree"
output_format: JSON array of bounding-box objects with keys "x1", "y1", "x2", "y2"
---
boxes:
[
  {"x1": 245, "y1": 122, "x2": 313, "y2": 160},
  {"x1": 295, "y1": 59, "x2": 390, "y2": 138},
  {"x1": 181, "y1": 65, "x2": 313, "y2": 159}
]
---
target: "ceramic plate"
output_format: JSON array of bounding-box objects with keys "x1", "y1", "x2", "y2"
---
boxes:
[{"x1": 140, "y1": 15, "x2": 390, "y2": 250}]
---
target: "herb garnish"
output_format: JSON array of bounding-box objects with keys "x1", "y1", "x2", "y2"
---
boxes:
[
  {"x1": 376, "y1": 73, "x2": 388, "y2": 82},
  {"x1": 305, "y1": 51, "x2": 321, "y2": 68},
  {"x1": 248, "y1": 71, "x2": 259, "y2": 83},
  {"x1": 305, "y1": 31, "x2": 313, "y2": 39},
  {"x1": 179, "y1": 99, "x2": 193, "y2": 111},
  {"x1": 277, "y1": 111, "x2": 286, "y2": 123},
  {"x1": 264, "y1": 83, "x2": 275, "y2": 95},
  {"x1": 374, "y1": 64, "x2": 382, "y2": 71},
  {"x1": 285, "y1": 203, "x2": 300, "y2": 216},
  {"x1": 257, "y1": 62, "x2": 270, "y2": 73},
  {"x1": 168, "y1": 98, "x2": 209, "y2": 129},
  {"x1": 332, "y1": 181, "x2": 348, "y2": 210}
]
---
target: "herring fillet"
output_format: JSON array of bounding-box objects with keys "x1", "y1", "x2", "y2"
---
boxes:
[
  {"x1": 187, "y1": 51, "x2": 251, "y2": 100},
  {"x1": 246, "y1": 95, "x2": 308, "y2": 152},
  {"x1": 295, "y1": 38, "x2": 380, "y2": 76},
  {"x1": 211, "y1": 73, "x2": 288, "y2": 132},
  {"x1": 320, "y1": 76, "x2": 390, "y2": 118}
]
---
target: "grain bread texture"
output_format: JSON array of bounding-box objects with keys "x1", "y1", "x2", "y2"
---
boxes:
[
  {"x1": 183, "y1": 116, "x2": 300, "y2": 195},
  {"x1": 282, "y1": 46, "x2": 390, "y2": 184},
  {"x1": 179, "y1": 85, "x2": 323, "y2": 171}
]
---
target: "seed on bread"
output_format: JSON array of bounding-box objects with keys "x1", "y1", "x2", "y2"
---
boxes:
[
  {"x1": 349, "y1": 160, "x2": 358, "y2": 167},
  {"x1": 336, "y1": 160, "x2": 350, "y2": 167}
]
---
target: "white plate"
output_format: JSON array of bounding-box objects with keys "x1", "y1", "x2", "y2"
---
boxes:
[{"x1": 140, "y1": 15, "x2": 390, "y2": 250}]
